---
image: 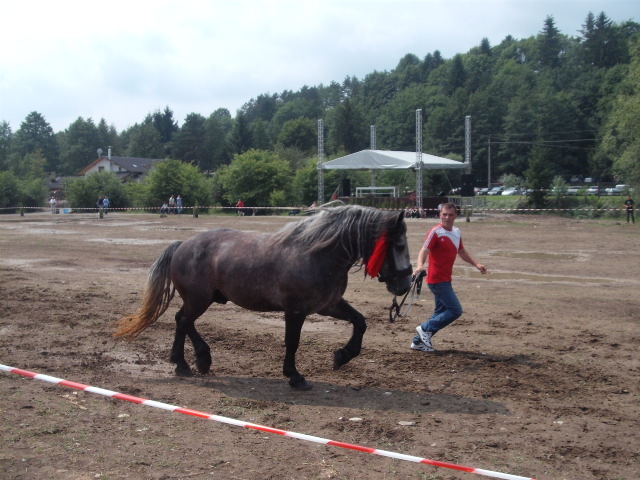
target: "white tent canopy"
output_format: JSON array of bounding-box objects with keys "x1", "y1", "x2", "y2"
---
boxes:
[{"x1": 321, "y1": 150, "x2": 467, "y2": 170}]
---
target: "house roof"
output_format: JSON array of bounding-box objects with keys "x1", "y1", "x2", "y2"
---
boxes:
[
  {"x1": 78, "y1": 156, "x2": 163, "y2": 176},
  {"x1": 322, "y1": 150, "x2": 467, "y2": 170}
]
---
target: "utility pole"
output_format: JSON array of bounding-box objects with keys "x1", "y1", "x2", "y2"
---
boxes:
[
  {"x1": 487, "y1": 135, "x2": 491, "y2": 187},
  {"x1": 317, "y1": 119, "x2": 324, "y2": 203}
]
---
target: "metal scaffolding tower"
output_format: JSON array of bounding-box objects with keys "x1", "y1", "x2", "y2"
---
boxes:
[
  {"x1": 465, "y1": 115, "x2": 472, "y2": 173},
  {"x1": 370, "y1": 125, "x2": 377, "y2": 186},
  {"x1": 317, "y1": 119, "x2": 324, "y2": 203},
  {"x1": 415, "y1": 109, "x2": 423, "y2": 209}
]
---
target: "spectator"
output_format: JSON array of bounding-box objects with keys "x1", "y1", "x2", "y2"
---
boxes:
[{"x1": 624, "y1": 195, "x2": 635, "y2": 224}]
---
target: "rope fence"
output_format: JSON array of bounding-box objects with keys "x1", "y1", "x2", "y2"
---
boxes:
[
  {"x1": 1, "y1": 363, "x2": 538, "y2": 480},
  {"x1": 0, "y1": 205, "x2": 634, "y2": 215}
]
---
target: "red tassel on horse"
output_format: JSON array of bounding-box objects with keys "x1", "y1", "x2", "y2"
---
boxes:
[{"x1": 366, "y1": 232, "x2": 388, "y2": 278}]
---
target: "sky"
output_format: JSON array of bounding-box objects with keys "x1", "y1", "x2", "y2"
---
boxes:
[{"x1": 1, "y1": 0, "x2": 637, "y2": 134}]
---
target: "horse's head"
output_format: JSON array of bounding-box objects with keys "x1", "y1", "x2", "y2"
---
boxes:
[{"x1": 370, "y1": 211, "x2": 412, "y2": 296}]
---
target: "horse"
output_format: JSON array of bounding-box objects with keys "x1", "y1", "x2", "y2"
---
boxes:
[{"x1": 114, "y1": 204, "x2": 412, "y2": 390}]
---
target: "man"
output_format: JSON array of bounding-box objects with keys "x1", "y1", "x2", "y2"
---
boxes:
[
  {"x1": 624, "y1": 195, "x2": 635, "y2": 224},
  {"x1": 411, "y1": 202, "x2": 487, "y2": 352}
]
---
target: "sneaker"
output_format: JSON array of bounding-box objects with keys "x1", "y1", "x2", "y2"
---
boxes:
[
  {"x1": 410, "y1": 342, "x2": 434, "y2": 352},
  {"x1": 415, "y1": 326, "x2": 434, "y2": 350}
]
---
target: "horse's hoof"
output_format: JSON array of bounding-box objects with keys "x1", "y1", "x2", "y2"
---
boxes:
[
  {"x1": 289, "y1": 376, "x2": 312, "y2": 391},
  {"x1": 195, "y1": 361, "x2": 211, "y2": 374},
  {"x1": 333, "y1": 348, "x2": 351, "y2": 370},
  {"x1": 175, "y1": 366, "x2": 194, "y2": 377}
]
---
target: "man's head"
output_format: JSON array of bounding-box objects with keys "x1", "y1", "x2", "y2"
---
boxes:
[{"x1": 439, "y1": 202, "x2": 458, "y2": 230}]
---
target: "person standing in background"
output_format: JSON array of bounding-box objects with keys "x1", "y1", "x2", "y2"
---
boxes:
[{"x1": 624, "y1": 195, "x2": 635, "y2": 224}]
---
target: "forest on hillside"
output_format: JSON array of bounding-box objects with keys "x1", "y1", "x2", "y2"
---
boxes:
[{"x1": 1, "y1": 11, "x2": 639, "y2": 209}]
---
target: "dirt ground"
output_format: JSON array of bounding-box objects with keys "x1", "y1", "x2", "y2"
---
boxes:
[{"x1": 0, "y1": 210, "x2": 638, "y2": 480}]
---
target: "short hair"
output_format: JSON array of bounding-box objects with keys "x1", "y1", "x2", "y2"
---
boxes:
[{"x1": 441, "y1": 202, "x2": 457, "y2": 212}]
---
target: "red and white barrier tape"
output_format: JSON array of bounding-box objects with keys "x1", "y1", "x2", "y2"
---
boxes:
[{"x1": 0, "y1": 363, "x2": 537, "y2": 480}]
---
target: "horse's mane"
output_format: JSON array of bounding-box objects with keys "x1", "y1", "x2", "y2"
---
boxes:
[{"x1": 269, "y1": 205, "x2": 401, "y2": 264}]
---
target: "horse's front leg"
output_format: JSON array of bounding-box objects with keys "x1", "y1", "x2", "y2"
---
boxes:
[
  {"x1": 283, "y1": 311, "x2": 311, "y2": 390},
  {"x1": 318, "y1": 298, "x2": 367, "y2": 370}
]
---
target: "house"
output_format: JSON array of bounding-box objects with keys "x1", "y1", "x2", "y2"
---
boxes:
[{"x1": 78, "y1": 150, "x2": 163, "y2": 181}]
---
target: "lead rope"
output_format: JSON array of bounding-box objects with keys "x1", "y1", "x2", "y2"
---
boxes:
[{"x1": 389, "y1": 270, "x2": 426, "y2": 322}]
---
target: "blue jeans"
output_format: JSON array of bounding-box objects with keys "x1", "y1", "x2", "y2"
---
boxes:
[{"x1": 413, "y1": 282, "x2": 463, "y2": 342}]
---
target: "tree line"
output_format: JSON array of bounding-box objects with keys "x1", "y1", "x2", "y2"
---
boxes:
[{"x1": 1, "y1": 11, "x2": 638, "y2": 211}]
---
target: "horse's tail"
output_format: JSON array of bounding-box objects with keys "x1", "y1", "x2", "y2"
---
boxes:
[{"x1": 114, "y1": 241, "x2": 183, "y2": 341}]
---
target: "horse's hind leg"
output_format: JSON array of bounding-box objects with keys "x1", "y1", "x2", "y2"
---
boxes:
[
  {"x1": 187, "y1": 325, "x2": 211, "y2": 374},
  {"x1": 318, "y1": 298, "x2": 366, "y2": 370},
  {"x1": 170, "y1": 307, "x2": 193, "y2": 376},
  {"x1": 170, "y1": 296, "x2": 212, "y2": 376}
]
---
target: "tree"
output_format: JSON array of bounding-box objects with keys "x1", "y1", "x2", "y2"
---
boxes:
[
  {"x1": 601, "y1": 35, "x2": 640, "y2": 184},
  {"x1": 229, "y1": 112, "x2": 252, "y2": 155},
  {"x1": 143, "y1": 159, "x2": 211, "y2": 208},
  {"x1": 447, "y1": 54, "x2": 466, "y2": 94},
  {"x1": 579, "y1": 12, "x2": 626, "y2": 67},
  {"x1": 395, "y1": 53, "x2": 424, "y2": 88},
  {"x1": 0, "y1": 171, "x2": 20, "y2": 209},
  {"x1": 217, "y1": 150, "x2": 293, "y2": 207},
  {"x1": 277, "y1": 117, "x2": 316, "y2": 152},
  {"x1": 172, "y1": 113, "x2": 207, "y2": 167},
  {"x1": 536, "y1": 15, "x2": 566, "y2": 69},
  {"x1": 327, "y1": 98, "x2": 366, "y2": 154},
  {"x1": 526, "y1": 143, "x2": 554, "y2": 208},
  {"x1": 241, "y1": 93, "x2": 278, "y2": 124},
  {"x1": 0, "y1": 121, "x2": 12, "y2": 170},
  {"x1": 251, "y1": 120, "x2": 273, "y2": 151},
  {"x1": 126, "y1": 122, "x2": 163, "y2": 158},
  {"x1": 59, "y1": 117, "x2": 100, "y2": 175},
  {"x1": 10, "y1": 151, "x2": 47, "y2": 180},
  {"x1": 65, "y1": 171, "x2": 129, "y2": 210},
  {"x1": 11, "y1": 112, "x2": 59, "y2": 172},
  {"x1": 96, "y1": 119, "x2": 121, "y2": 155},
  {"x1": 150, "y1": 106, "x2": 179, "y2": 157},
  {"x1": 203, "y1": 110, "x2": 233, "y2": 171},
  {"x1": 151, "y1": 106, "x2": 179, "y2": 144}
]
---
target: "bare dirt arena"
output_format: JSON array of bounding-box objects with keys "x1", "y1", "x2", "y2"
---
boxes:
[{"x1": 1, "y1": 210, "x2": 638, "y2": 480}]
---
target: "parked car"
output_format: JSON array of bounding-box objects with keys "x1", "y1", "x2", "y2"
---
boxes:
[
  {"x1": 487, "y1": 186, "x2": 505, "y2": 196},
  {"x1": 586, "y1": 186, "x2": 600, "y2": 195},
  {"x1": 502, "y1": 187, "x2": 523, "y2": 196},
  {"x1": 567, "y1": 186, "x2": 583, "y2": 195},
  {"x1": 477, "y1": 187, "x2": 490, "y2": 195},
  {"x1": 605, "y1": 187, "x2": 624, "y2": 196}
]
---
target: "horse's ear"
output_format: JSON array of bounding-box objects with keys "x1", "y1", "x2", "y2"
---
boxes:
[{"x1": 397, "y1": 210, "x2": 405, "y2": 223}]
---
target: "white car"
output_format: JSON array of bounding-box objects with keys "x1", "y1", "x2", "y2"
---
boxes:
[
  {"x1": 487, "y1": 186, "x2": 504, "y2": 195},
  {"x1": 502, "y1": 187, "x2": 523, "y2": 196}
]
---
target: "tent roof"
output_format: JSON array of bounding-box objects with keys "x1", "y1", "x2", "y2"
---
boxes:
[{"x1": 322, "y1": 150, "x2": 467, "y2": 170}]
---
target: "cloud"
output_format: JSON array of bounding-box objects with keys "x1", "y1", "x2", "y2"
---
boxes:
[{"x1": 0, "y1": 0, "x2": 636, "y2": 132}]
